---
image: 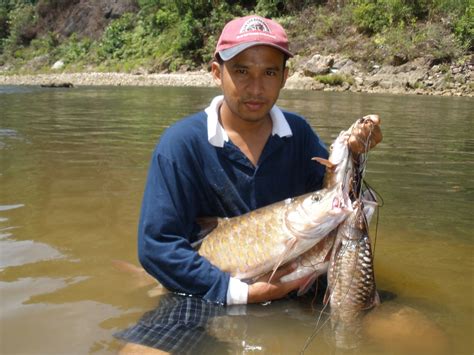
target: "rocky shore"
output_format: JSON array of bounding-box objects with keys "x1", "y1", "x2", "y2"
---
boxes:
[
  {"x1": 285, "y1": 54, "x2": 473, "y2": 97},
  {"x1": 0, "y1": 54, "x2": 472, "y2": 97}
]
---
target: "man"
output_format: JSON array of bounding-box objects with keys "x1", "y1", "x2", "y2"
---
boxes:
[{"x1": 137, "y1": 15, "x2": 381, "y2": 307}]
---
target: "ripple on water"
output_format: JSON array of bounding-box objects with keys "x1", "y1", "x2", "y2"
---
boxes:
[
  {"x1": 0, "y1": 276, "x2": 122, "y2": 355},
  {"x1": 0, "y1": 238, "x2": 64, "y2": 270},
  {"x1": 0, "y1": 85, "x2": 44, "y2": 95},
  {"x1": 0, "y1": 86, "x2": 472, "y2": 355},
  {"x1": 0, "y1": 129, "x2": 31, "y2": 149},
  {"x1": 0, "y1": 205, "x2": 63, "y2": 271},
  {"x1": 0, "y1": 204, "x2": 24, "y2": 212}
]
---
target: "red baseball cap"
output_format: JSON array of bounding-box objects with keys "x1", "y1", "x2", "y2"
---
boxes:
[{"x1": 215, "y1": 15, "x2": 293, "y2": 61}]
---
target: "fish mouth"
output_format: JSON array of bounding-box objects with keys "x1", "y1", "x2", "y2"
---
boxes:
[
  {"x1": 330, "y1": 189, "x2": 353, "y2": 215},
  {"x1": 332, "y1": 196, "x2": 342, "y2": 213}
]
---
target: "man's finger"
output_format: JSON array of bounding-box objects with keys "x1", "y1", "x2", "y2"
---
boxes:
[
  {"x1": 277, "y1": 273, "x2": 313, "y2": 294},
  {"x1": 248, "y1": 271, "x2": 313, "y2": 303}
]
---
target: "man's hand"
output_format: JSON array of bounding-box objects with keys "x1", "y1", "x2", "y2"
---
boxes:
[
  {"x1": 348, "y1": 114, "x2": 383, "y2": 154},
  {"x1": 247, "y1": 263, "x2": 310, "y2": 304}
]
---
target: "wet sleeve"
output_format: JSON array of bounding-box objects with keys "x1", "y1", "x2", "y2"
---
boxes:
[{"x1": 137, "y1": 151, "x2": 230, "y2": 305}]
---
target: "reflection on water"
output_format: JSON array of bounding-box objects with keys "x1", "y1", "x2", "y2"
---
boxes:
[
  {"x1": 115, "y1": 292, "x2": 327, "y2": 355},
  {"x1": 0, "y1": 238, "x2": 63, "y2": 270},
  {"x1": 1, "y1": 276, "x2": 121, "y2": 354},
  {"x1": 0, "y1": 86, "x2": 472, "y2": 354}
]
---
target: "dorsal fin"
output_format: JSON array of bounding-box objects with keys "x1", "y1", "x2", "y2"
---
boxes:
[
  {"x1": 312, "y1": 157, "x2": 335, "y2": 169},
  {"x1": 192, "y1": 217, "x2": 219, "y2": 249}
]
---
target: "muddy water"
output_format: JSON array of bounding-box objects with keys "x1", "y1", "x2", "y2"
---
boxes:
[{"x1": 0, "y1": 85, "x2": 472, "y2": 354}]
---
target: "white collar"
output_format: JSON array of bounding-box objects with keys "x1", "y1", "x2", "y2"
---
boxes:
[{"x1": 205, "y1": 95, "x2": 293, "y2": 148}]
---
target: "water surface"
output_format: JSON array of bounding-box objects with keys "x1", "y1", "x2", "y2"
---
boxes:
[{"x1": 1, "y1": 85, "x2": 472, "y2": 354}]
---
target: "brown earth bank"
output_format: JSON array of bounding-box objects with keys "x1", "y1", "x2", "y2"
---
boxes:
[{"x1": 1, "y1": 53, "x2": 472, "y2": 97}]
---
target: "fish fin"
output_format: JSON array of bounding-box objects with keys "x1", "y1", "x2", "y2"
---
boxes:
[
  {"x1": 112, "y1": 259, "x2": 157, "y2": 288},
  {"x1": 362, "y1": 290, "x2": 381, "y2": 310},
  {"x1": 191, "y1": 238, "x2": 204, "y2": 249},
  {"x1": 112, "y1": 259, "x2": 144, "y2": 274},
  {"x1": 195, "y1": 217, "x2": 218, "y2": 238},
  {"x1": 373, "y1": 290, "x2": 381, "y2": 307},
  {"x1": 324, "y1": 231, "x2": 343, "y2": 306},
  {"x1": 297, "y1": 270, "x2": 324, "y2": 296},
  {"x1": 268, "y1": 237, "x2": 298, "y2": 284},
  {"x1": 312, "y1": 157, "x2": 335, "y2": 169},
  {"x1": 323, "y1": 285, "x2": 331, "y2": 306},
  {"x1": 147, "y1": 285, "x2": 168, "y2": 298},
  {"x1": 191, "y1": 217, "x2": 219, "y2": 249}
]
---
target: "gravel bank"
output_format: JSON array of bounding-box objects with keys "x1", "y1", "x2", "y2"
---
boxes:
[
  {"x1": 0, "y1": 64, "x2": 472, "y2": 97},
  {"x1": 0, "y1": 71, "x2": 215, "y2": 88}
]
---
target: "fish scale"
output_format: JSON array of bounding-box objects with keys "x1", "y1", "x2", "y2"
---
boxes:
[
  {"x1": 326, "y1": 197, "x2": 379, "y2": 349},
  {"x1": 197, "y1": 189, "x2": 349, "y2": 280},
  {"x1": 279, "y1": 229, "x2": 335, "y2": 288},
  {"x1": 330, "y1": 231, "x2": 376, "y2": 308}
]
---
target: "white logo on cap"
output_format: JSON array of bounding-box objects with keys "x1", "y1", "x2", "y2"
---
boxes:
[{"x1": 240, "y1": 17, "x2": 271, "y2": 33}]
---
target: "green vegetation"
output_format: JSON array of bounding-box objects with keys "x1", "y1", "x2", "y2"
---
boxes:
[
  {"x1": 0, "y1": 0, "x2": 472, "y2": 73},
  {"x1": 314, "y1": 73, "x2": 354, "y2": 86}
]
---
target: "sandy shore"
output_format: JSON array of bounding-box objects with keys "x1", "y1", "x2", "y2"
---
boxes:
[{"x1": 0, "y1": 70, "x2": 472, "y2": 97}]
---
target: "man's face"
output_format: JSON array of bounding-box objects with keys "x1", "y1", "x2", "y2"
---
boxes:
[{"x1": 212, "y1": 45, "x2": 288, "y2": 123}]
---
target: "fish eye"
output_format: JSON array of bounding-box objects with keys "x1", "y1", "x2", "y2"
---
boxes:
[{"x1": 311, "y1": 193, "x2": 322, "y2": 202}]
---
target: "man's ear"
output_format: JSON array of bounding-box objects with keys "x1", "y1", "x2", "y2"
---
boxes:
[
  {"x1": 211, "y1": 61, "x2": 222, "y2": 86},
  {"x1": 281, "y1": 66, "x2": 289, "y2": 89}
]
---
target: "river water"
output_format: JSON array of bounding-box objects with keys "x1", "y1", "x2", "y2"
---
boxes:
[{"x1": 0, "y1": 85, "x2": 472, "y2": 354}]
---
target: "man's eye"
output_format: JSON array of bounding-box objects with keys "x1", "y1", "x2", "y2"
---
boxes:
[
  {"x1": 236, "y1": 69, "x2": 247, "y2": 74},
  {"x1": 266, "y1": 71, "x2": 276, "y2": 76}
]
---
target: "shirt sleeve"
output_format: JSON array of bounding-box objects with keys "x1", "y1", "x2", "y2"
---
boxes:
[
  {"x1": 137, "y1": 150, "x2": 231, "y2": 305},
  {"x1": 226, "y1": 277, "x2": 249, "y2": 305}
]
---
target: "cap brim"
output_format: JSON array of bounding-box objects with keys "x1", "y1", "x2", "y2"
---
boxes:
[{"x1": 218, "y1": 41, "x2": 293, "y2": 61}]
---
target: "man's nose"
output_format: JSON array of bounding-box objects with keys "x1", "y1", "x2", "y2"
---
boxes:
[{"x1": 247, "y1": 74, "x2": 264, "y2": 96}]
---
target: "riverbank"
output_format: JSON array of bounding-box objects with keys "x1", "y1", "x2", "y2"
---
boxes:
[
  {"x1": 0, "y1": 71, "x2": 215, "y2": 88},
  {"x1": 1, "y1": 54, "x2": 472, "y2": 97}
]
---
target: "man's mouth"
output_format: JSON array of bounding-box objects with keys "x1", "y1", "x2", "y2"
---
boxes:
[{"x1": 244, "y1": 100, "x2": 265, "y2": 111}]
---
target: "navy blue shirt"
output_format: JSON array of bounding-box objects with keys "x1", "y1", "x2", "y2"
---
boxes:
[{"x1": 138, "y1": 107, "x2": 328, "y2": 304}]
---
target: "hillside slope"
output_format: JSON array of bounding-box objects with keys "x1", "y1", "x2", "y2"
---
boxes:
[{"x1": 0, "y1": 0, "x2": 472, "y2": 95}]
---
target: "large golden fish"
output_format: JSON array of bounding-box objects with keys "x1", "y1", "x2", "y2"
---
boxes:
[{"x1": 196, "y1": 120, "x2": 360, "y2": 281}]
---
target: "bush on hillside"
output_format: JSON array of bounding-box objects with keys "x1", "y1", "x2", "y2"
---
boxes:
[
  {"x1": 351, "y1": 0, "x2": 415, "y2": 34},
  {"x1": 0, "y1": 1, "x2": 36, "y2": 56},
  {"x1": 0, "y1": 0, "x2": 471, "y2": 72}
]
